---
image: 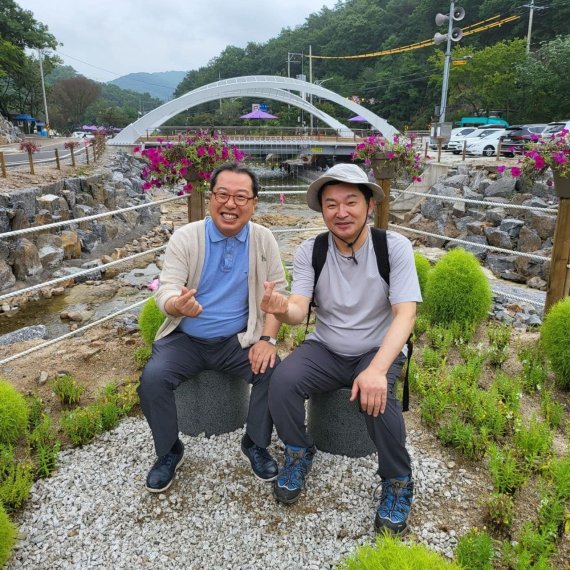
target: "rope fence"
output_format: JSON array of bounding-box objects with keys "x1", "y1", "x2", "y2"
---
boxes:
[{"x1": 0, "y1": 178, "x2": 559, "y2": 367}]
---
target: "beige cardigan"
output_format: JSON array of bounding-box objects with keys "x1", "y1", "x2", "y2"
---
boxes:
[{"x1": 154, "y1": 220, "x2": 287, "y2": 348}]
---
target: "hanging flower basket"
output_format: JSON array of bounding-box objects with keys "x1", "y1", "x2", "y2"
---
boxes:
[{"x1": 370, "y1": 152, "x2": 397, "y2": 179}]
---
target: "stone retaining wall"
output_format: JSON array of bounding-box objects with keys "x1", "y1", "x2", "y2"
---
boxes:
[
  {"x1": 0, "y1": 153, "x2": 159, "y2": 291},
  {"x1": 407, "y1": 163, "x2": 558, "y2": 290}
]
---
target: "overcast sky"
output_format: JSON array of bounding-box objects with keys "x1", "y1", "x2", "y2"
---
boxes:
[{"x1": 17, "y1": 0, "x2": 339, "y2": 82}]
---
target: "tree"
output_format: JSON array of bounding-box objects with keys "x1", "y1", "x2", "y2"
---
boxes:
[
  {"x1": 49, "y1": 77, "x2": 101, "y2": 130},
  {"x1": 0, "y1": 0, "x2": 57, "y2": 116}
]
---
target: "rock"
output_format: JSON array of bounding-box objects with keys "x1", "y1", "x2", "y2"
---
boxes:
[
  {"x1": 421, "y1": 198, "x2": 443, "y2": 221},
  {"x1": 37, "y1": 371, "x2": 49, "y2": 385},
  {"x1": 0, "y1": 259, "x2": 16, "y2": 291},
  {"x1": 0, "y1": 325, "x2": 47, "y2": 346},
  {"x1": 499, "y1": 218, "x2": 524, "y2": 238},
  {"x1": 444, "y1": 174, "x2": 470, "y2": 189},
  {"x1": 526, "y1": 210, "x2": 557, "y2": 240},
  {"x1": 485, "y1": 208, "x2": 506, "y2": 225},
  {"x1": 483, "y1": 177, "x2": 516, "y2": 198},
  {"x1": 486, "y1": 254, "x2": 525, "y2": 282},
  {"x1": 517, "y1": 226, "x2": 542, "y2": 253},
  {"x1": 484, "y1": 228, "x2": 512, "y2": 250},
  {"x1": 51, "y1": 287, "x2": 66, "y2": 296},
  {"x1": 455, "y1": 235, "x2": 487, "y2": 260},
  {"x1": 527, "y1": 276, "x2": 547, "y2": 290},
  {"x1": 60, "y1": 231, "x2": 82, "y2": 260},
  {"x1": 11, "y1": 238, "x2": 43, "y2": 280}
]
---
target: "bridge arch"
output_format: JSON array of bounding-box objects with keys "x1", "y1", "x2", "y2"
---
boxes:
[{"x1": 110, "y1": 75, "x2": 398, "y2": 145}]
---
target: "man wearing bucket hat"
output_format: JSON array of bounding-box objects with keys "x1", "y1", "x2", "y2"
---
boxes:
[{"x1": 261, "y1": 162, "x2": 421, "y2": 535}]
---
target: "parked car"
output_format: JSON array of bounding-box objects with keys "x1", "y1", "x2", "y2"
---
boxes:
[
  {"x1": 447, "y1": 126, "x2": 506, "y2": 154},
  {"x1": 499, "y1": 124, "x2": 549, "y2": 156},
  {"x1": 71, "y1": 131, "x2": 95, "y2": 139},
  {"x1": 541, "y1": 120, "x2": 570, "y2": 138},
  {"x1": 458, "y1": 116, "x2": 509, "y2": 128},
  {"x1": 430, "y1": 127, "x2": 478, "y2": 150},
  {"x1": 465, "y1": 129, "x2": 508, "y2": 157}
]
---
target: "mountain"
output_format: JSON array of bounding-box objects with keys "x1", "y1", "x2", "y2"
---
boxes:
[{"x1": 109, "y1": 71, "x2": 187, "y2": 101}]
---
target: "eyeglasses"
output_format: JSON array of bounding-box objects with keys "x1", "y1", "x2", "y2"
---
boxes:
[{"x1": 211, "y1": 190, "x2": 256, "y2": 206}]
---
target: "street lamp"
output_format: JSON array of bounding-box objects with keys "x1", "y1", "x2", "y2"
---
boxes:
[
  {"x1": 433, "y1": 3, "x2": 465, "y2": 124},
  {"x1": 37, "y1": 49, "x2": 50, "y2": 133}
]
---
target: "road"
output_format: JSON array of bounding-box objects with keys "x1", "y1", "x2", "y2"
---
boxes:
[{"x1": 0, "y1": 137, "x2": 88, "y2": 166}]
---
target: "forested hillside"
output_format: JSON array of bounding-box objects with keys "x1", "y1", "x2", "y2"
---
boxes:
[
  {"x1": 174, "y1": 0, "x2": 570, "y2": 129},
  {"x1": 110, "y1": 71, "x2": 187, "y2": 101}
]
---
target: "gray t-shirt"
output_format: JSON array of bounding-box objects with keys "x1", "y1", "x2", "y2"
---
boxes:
[{"x1": 291, "y1": 230, "x2": 422, "y2": 357}]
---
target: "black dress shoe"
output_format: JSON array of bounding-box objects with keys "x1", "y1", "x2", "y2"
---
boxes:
[
  {"x1": 241, "y1": 435, "x2": 278, "y2": 481},
  {"x1": 145, "y1": 441, "x2": 185, "y2": 493}
]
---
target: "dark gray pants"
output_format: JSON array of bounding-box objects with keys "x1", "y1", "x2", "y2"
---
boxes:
[
  {"x1": 139, "y1": 331, "x2": 278, "y2": 457},
  {"x1": 268, "y1": 340, "x2": 411, "y2": 479}
]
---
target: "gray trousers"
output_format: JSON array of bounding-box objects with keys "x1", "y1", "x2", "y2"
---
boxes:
[
  {"x1": 268, "y1": 340, "x2": 411, "y2": 479},
  {"x1": 139, "y1": 331, "x2": 278, "y2": 457}
]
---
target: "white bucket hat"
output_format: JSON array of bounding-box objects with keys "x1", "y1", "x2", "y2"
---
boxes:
[{"x1": 306, "y1": 163, "x2": 384, "y2": 212}]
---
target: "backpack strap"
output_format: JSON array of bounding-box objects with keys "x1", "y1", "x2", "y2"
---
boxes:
[
  {"x1": 305, "y1": 231, "x2": 329, "y2": 333},
  {"x1": 370, "y1": 227, "x2": 390, "y2": 286}
]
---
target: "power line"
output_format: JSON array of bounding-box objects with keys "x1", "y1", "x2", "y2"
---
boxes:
[{"x1": 310, "y1": 14, "x2": 520, "y2": 60}]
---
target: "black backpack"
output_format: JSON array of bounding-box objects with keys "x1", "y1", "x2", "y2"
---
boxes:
[{"x1": 308, "y1": 227, "x2": 413, "y2": 412}]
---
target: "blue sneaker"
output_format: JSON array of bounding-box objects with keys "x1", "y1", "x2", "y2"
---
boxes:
[
  {"x1": 273, "y1": 445, "x2": 316, "y2": 504},
  {"x1": 374, "y1": 476, "x2": 414, "y2": 535}
]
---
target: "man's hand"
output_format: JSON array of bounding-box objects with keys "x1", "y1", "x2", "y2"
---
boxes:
[
  {"x1": 350, "y1": 366, "x2": 388, "y2": 417},
  {"x1": 167, "y1": 287, "x2": 203, "y2": 317},
  {"x1": 260, "y1": 281, "x2": 289, "y2": 316},
  {"x1": 248, "y1": 340, "x2": 277, "y2": 374}
]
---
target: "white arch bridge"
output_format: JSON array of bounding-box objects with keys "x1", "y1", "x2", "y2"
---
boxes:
[{"x1": 109, "y1": 75, "x2": 398, "y2": 146}]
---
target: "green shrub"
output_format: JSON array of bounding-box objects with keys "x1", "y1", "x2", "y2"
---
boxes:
[
  {"x1": 540, "y1": 297, "x2": 570, "y2": 389},
  {"x1": 60, "y1": 406, "x2": 103, "y2": 446},
  {"x1": 98, "y1": 401, "x2": 121, "y2": 431},
  {"x1": 423, "y1": 249, "x2": 492, "y2": 332},
  {"x1": 0, "y1": 445, "x2": 33, "y2": 511},
  {"x1": 488, "y1": 444, "x2": 527, "y2": 495},
  {"x1": 540, "y1": 390, "x2": 565, "y2": 430},
  {"x1": 413, "y1": 313, "x2": 429, "y2": 337},
  {"x1": 487, "y1": 322, "x2": 512, "y2": 367},
  {"x1": 339, "y1": 533, "x2": 462, "y2": 569},
  {"x1": 514, "y1": 416, "x2": 553, "y2": 470},
  {"x1": 26, "y1": 394, "x2": 45, "y2": 432},
  {"x1": 485, "y1": 492, "x2": 515, "y2": 529},
  {"x1": 455, "y1": 529, "x2": 494, "y2": 570},
  {"x1": 293, "y1": 327, "x2": 306, "y2": 347},
  {"x1": 414, "y1": 251, "x2": 431, "y2": 297},
  {"x1": 0, "y1": 503, "x2": 16, "y2": 567},
  {"x1": 518, "y1": 344, "x2": 549, "y2": 393},
  {"x1": 51, "y1": 374, "x2": 84, "y2": 406},
  {"x1": 29, "y1": 414, "x2": 60, "y2": 479},
  {"x1": 133, "y1": 345, "x2": 152, "y2": 368},
  {"x1": 277, "y1": 322, "x2": 291, "y2": 342},
  {"x1": 0, "y1": 380, "x2": 29, "y2": 445},
  {"x1": 138, "y1": 297, "x2": 166, "y2": 346},
  {"x1": 437, "y1": 416, "x2": 487, "y2": 460}
]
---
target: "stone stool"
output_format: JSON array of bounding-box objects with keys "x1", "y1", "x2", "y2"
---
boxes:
[
  {"x1": 175, "y1": 370, "x2": 249, "y2": 437},
  {"x1": 307, "y1": 387, "x2": 376, "y2": 457}
]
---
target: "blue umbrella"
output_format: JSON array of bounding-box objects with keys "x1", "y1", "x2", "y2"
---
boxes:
[{"x1": 14, "y1": 113, "x2": 36, "y2": 121}]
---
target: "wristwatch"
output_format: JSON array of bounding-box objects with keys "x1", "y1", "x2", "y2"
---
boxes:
[{"x1": 260, "y1": 335, "x2": 277, "y2": 346}]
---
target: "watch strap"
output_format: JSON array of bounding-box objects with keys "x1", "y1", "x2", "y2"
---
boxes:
[{"x1": 260, "y1": 335, "x2": 277, "y2": 345}]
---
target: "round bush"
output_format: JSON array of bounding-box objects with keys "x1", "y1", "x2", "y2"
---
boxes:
[
  {"x1": 0, "y1": 380, "x2": 29, "y2": 445},
  {"x1": 138, "y1": 298, "x2": 166, "y2": 347},
  {"x1": 0, "y1": 503, "x2": 16, "y2": 566},
  {"x1": 423, "y1": 248, "x2": 492, "y2": 330},
  {"x1": 414, "y1": 251, "x2": 431, "y2": 298},
  {"x1": 540, "y1": 297, "x2": 570, "y2": 389}
]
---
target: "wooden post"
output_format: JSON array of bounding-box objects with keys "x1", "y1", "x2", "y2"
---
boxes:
[
  {"x1": 27, "y1": 149, "x2": 35, "y2": 175},
  {"x1": 0, "y1": 152, "x2": 6, "y2": 178},
  {"x1": 545, "y1": 197, "x2": 570, "y2": 312},
  {"x1": 462, "y1": 140, "x2": 467, "y2": 161},
  {"x1": 437, "y1": 138, "x2": 443, "y2": 162},
  {"x1": 85, "y1": 145, "x2": 90, "y2": 165},
  {"x1": 496, "y1": 141, "x2": 502, "y2": 160},
  {"x1": 370, "y1": 154, "x2": 395, "y2": 230},
  {"x1": 186, "y1": 178, "x2": 206, "y2": 222},
  {"x1": 70, "y1": 147, "x2": 76, "y2": 167},
  {"x1": 54, "y1": 148, "x2": 60, "y2": 170},
  {"x1": 424, "y1": 142, "x2": 429, "y2": 158}
]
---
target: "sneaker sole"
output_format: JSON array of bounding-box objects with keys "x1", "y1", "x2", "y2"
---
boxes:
[
  {"x1": 241, "y1": 447, "x2": 278, "y2": 482},
  {"x1": 145, "y1": 454, "x2": 185, "y2": 493},
  {"x1": 273, "y1": 486, "x2": 302, "y2": 505},
  {"x1": 374, "y1": 519, "x2": 409, "y2": 537}
]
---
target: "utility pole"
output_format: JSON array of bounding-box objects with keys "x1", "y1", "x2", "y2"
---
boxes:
[
  {"x1": 309, "y1": 45, "x2": 314, "y2": 132},
  {"x1": 38, "y1": 49, "x2": 49, "y2": 131},
  {"x1": 526, "y1": 0, "x2": 535, "y2": 53}
]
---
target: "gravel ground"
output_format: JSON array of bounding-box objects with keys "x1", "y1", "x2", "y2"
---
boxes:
[{"x1": 6, "y1": 417, "x2": 481, "y2": 570}]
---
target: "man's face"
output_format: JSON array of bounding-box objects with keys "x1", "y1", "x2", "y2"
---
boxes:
[
  {"x1": 320, "y1": 183, "x2": 374, "y2": 242},
  {"x1": 209, "y1": 170, "x2": 257, "y2": 237}
]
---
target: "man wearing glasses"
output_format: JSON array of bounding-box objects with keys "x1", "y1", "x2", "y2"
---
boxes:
[{"x1": 139, "y1": 162, "x2": 287, "y2": 493}]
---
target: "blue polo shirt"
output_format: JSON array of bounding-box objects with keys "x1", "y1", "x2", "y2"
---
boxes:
[{"x1": 178, "y1": 218, "x2": 249, "y2": 339}]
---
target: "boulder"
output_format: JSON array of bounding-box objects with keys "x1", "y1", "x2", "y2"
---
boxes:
[
  {"x1": 486, "y1": 253, "x2": 525, "y2": 283},
  {"x1": 517, "y1": 226, "x2": 542, "y2": 253},
  {"x1": 483, "y1": 177, "x2": 516, "y2": 198},
  {"x1": 11, "y1": 238, "x2": 43, "y2": 280},
  {"x1": 0, "y1": 259, "x2": 16, "y2": 291},
  {"x1": 526, "y1": 210, "x2": 557, "y2": 240},
  {"x1": 484, "y1": 228, "x2": 512, "y2": 250},
  {"x1": 499, "y1": 218, "x2": 524, "y2": 238},
  {"x1": 60, "y1": 230, "x2": 82, "y2": 259}
]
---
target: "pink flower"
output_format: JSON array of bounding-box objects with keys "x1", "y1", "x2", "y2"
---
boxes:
[
  {"x1": 279, "y1": 193, "x2": 285, "y2": 205},
  {"x1": 510, "y1": 167, "x2": 522, "y2": 177},
  {"x1": 147, "y1": 278, "x2": 160, "y2": 291},
  {"x1": 497, "y1": 165, "x2": 506, "y2": 173}
]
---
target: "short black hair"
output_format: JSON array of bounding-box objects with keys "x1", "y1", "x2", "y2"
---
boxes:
[
  {"x1": 210, "y1": 163, "x2": 260, "y2": 197},
  {"x1": 318, "y1": 181, "x2": 373, "y2": 207}
]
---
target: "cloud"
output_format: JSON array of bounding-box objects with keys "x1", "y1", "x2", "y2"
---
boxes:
[{"x1": 17, "y1": 0, "x2": 337, "y2": 81}]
